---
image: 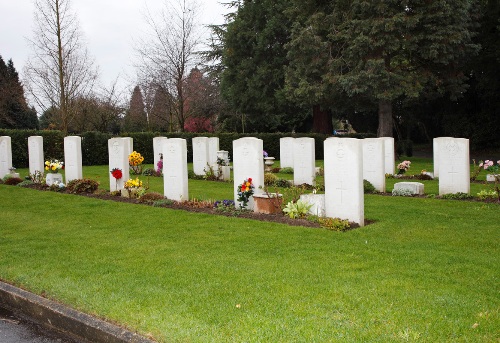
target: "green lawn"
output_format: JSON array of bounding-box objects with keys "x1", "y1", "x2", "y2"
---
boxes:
[{"x1": 1, "y1": 163, "x2": 499, "y2": 342}]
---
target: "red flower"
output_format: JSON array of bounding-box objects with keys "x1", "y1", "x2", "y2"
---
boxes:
[
  {"x1": 248, "y1": 178, "x2": 252, "y2": 183},
  {"x1": 110, "y1": 168, "x2": 123, "y2": 180}
]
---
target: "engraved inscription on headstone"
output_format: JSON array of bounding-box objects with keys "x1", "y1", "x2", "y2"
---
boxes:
[{"x1": 437, "y1": 137, "x2": 469, "y2": 195}]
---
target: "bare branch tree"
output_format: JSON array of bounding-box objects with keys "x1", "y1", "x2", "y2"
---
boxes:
[
  {"x1": 24, "y1": 0, "x2": 99, "y2": 134},
  {"x1": 135, "y1": 0, "x2": 202, "y2": 132}
]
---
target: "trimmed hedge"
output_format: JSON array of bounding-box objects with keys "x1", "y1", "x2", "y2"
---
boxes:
[{"x1": 0, "y1": 129, "x2": 376, "y2": 167}]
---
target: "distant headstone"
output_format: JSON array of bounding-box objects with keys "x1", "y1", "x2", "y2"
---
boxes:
[
  {"x1": 393, "y1": 182, "x2": 425, "y2": 195},
  {"x1": 216, "y1": 150, "x2": 230, "y2": 181},
  {"x1": 28, "y1": 136, "x2": 44, "y2": 175},
  {"x1": 192, "y1": 137, "x2": 209, "y2": 175},
  {"x1": 362, "y1": 138, "x2": 385, "y2": 192},
  {"x1": 153, "y1": 137, "x2": 168, "y2": 172},
  {"x1": 324, "y1": 138, "x2": 364, "y2": 226},
  {"x1": 163, "y1": 138, "x2": 189, "y2": 201},
  {"x1": 382, "y1": 137, "x2": 395, "y2": 175},
  {"x1": 108, "y1": 137, "x2": 131, "y2": 191},
  {"x1": 437, "y1": 137, "x2": 470, "y2": 195},
  {"x1": 293, "y1": 137, "x2": 315, "y2": 186},
  {"x1": 216, "y1": 150, "x2": 230, "y2": 165},
  {"x1": 208, "y1": 137, "x2": 220, "y2": 166},
  {"x1": 233, "y1": 137, "x2": 264, "y2": 209},
  {"x1": 299, "y1": 193, "x2": 326, "y2": 217},
  {"x1": 433, "y1": 137, "x2": 452, "y2": 178},
  {"x1": 64, "y1": 136, "x2": 82, "y2": 183},
  {"x1": 280, "y1": 137, "x2": 295, "y2": 168},
  {"x1": 0, "y1": 136, "x2": 12, "y2": 179}
]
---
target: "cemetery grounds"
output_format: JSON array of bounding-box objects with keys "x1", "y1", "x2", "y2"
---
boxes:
[{"x1": 0, "y1": 157, "x2": 499, "y2": 342}]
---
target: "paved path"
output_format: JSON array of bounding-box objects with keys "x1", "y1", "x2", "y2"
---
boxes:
[{"x1": 0, "y1": 306, "x2": 79, "y2": 343}]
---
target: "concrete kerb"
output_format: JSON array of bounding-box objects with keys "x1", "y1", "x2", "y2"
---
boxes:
[{"x1": 0, "y1": 280, "x2": 155, "y2": 343}]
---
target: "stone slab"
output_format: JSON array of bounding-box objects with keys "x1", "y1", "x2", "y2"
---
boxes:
[{"x1": 393, "y1": 182, "x2": 425, "y2": 195}]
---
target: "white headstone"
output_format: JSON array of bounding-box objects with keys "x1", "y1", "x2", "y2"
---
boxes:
[
  {"x1": 216, "y1": 150, "x2": 230, "y2": 165},
  {"x1": 163, "y1": 138, "x2": 188, "y2": 201},
  {"x1": 233, "y1": 137, "x2": 264, "y2": 209},
  {"x1": 381, "y1": 137, "x2": 395, "y2": 175},
  {"x1": 108, "y1": 138, "x2": 131, "y2": 191},
  {"x1": 153, "y1": 137, "x2": 168, "y2": 172},
  {"x1": 393, "y1": 182, "x2": 425, "y2": 195},
  {"x1": 437, "y1": 137, "x2": 470, "y2": 195},
  {"x1": 28, "y1": 136, "x2": 44, "y2": 175},
  {"x1": 433, "y1": 137, "x2": 452, "y2": 178},
  {"x1": 324, "y1": 138, "x2": 364, "y2": 226},
  {"x1": 280, "y1": 137, "x2": 295, "y2": 169},
  {"x1": 293, "y1": 137, "x2": 316, "y2": 186},
  {"x1": 362, "y1": 138, "x2": 386, "y2": 192},
  {"x1": 0, "y1": 136, "x2": 13, "y2": 178},
  {"x1": 207, "y1": 137, "x2": 220, "y2": 166},
  {"x1": 192, "y1": 137, "x2": 209, "y2": 175},
  {"x1": 64, "y1": 136, "x2": 82, "y2": 183},
  {"x1": 299, "y1": 194, "x2": 326, "y2": 217}
]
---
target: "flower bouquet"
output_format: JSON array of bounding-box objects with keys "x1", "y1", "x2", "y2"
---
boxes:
[
  {"x1": 45, "y1": 159, "x2": 64, "y2": 173},
  {"x1": 129, "y1": 151, "x2": 144, "y2": 175},
  {"x1": 237, "y1": 178, "x2": 255, "y2": 209},
  {"x1": 124, "y1": 177, "x2": 143, "y2": 198},
  {"x1": 110, "y1": 168, "x2": 123, "y2": 190},
  {"x1": 397, "y1": 160, "x2": 411, "y2": 175}
]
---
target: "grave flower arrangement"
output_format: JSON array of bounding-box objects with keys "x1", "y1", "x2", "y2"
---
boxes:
[
  {"x1": 45, "y1": 159, "x2": 64, "y2": 173},
  {"x1": 483, "y1": 160, "x2": 500, "y2": 174},
  {"x1": 110, "y1": 168, "x2": 123, "y2": 190},
  {"x1": 129, "y1": 151, "x2": 144, "y2": 175},
  {"x1": 263, "y1": 150, "x2": 269, "y2": 158},
  {"x1": 237, "y1": 177, "x2": 254, "y2": 209},
  {"x1": 397, "y1": 160, "x2": 411, "y2": 175},
  {"x1": 156, "y1": 153, "x2": 163, "y2": 176},
  {"x1": 124, "y1": 177, "x2": 143, "y2": 198}
]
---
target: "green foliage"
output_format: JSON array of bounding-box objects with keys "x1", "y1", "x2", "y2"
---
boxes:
[
  {"x1": 3, "y1": 177, "x2": 23, "y2": 185},
  {"x1": 29, "y1": 171, "x2": 44, "y2": 184},
  {"x1": 396, "y1": 140, "x2": 413, "y2": 157},
  {"x1": 16, "y1": 180, "x2": 34, "y2": 187},
  {"x1": 66, "y1": 179, "x2": 100, "y2": 194},
  {"x1": 477, "y1": 189, "x2": 497, "y2": 200},
  {"x1": 279, "y1": 167, "x2": 294, "y2": 174},
  {"x1": 142, "y1": 168, "x2": 156, "y2": 176},
  {"x1": 318, "y1": 217, "x2": 351, "y2": 232},
  {"x1": 264, "y1": 173, "x2": 278, "y2": 186},
  {"x1": 138, "y1": 192, "x2": 165, "y2": 204},
  {"x1": 273, "y1": 178, "x2": 292, "y2": 188},
  {"x1": 392, "y1": 188, "x2": 414, "y2": 197},
  {"x1": 282, "y1": 199, "x2": 313, "y2": 219},
  {"x1": 441, "y1": 192, "x2": 474, "y2": 200},
  {"x1": 152, "y1": 199, "x2": 175, "y2": 207},
  {"x1": 363, "y1": 179, "x2": 376, "y2": 194}
]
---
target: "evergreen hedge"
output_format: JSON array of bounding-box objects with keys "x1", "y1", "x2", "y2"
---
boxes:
[{"x1": 0, "y1": 129, "x2": 375, "y2": 168}]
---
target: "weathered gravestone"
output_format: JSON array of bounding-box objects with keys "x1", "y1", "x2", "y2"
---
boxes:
[
  {"x1": 108, "y1": 137, "x2": 132, "y2": 191},
  {"x1": 393, "y1": 182, "x2": 425, "y2": 195},
  {"x1": 436, "y1": 137, "x2": 470, "y2": 195},
  {"x1": 279, "y1": 137, "x2": 295, "y2": 169},
  {"x1": 0, "y1": 136, "x2": 12, "y2": 179},
  {"x1": 208, "y1": 137, "x2": 220, "y2": 167},
  {"x1": 299, "y1": 193, "x2": 326, "y2": 217},
  {"x1": 324, "y1": 138, "x2": 364, "y2": 226},
  {"x1": 233, "y1": 137, "x2": 264, "y2": 210},
  {"x1": 362, "y1": 138, "x2": 385, "y2": 192},
  {"x1": 293, "y1": 137, "x2": 316, "y2": 186},
  {"x1": 153, "y1": 137, "x2": 168, "y2": 172},
  {"x1": 192, "y1": 137, "x2": 209, "y2": 176},
  {"x1": 382, "y1": 137, "x2": 395, "y2": 175},
  {"x1": 64, "y1": 136, "x2": 82, "y2": 183},
  {"x1": 163, "y1": 138, "x2": 188, "y2": 201},
  {"x1": 28, "y1": 136, "x2": 44, "y2": 176}
]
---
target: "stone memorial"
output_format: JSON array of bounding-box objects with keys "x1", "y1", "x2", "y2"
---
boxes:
[
  {"x1": 0, "y1": 136, "x2": 12, "y2": 179},
  {"x1": 108, "y1": 137, "x2": 131, "y2": 191},
  {"x1": 324, "y1": 138, "x2": 364, "y2": 226},
  {"x1": 233, "y1": 137, "x2": 264, "y2": 210},
  {"x1": 153, "y1": 137, "x2": 168, "y2": 172},
  {"x1": 436, "y1": 137, "x2": 470, "y2": 195},
  {"x1": 299, "y1": 193, "x2": 326, "y2": 217},
  {"x1": 382, "y1": 137, "x2": 395, "y2": 175},
  {"x1": 279, "y1": 137, "x2": 294, "y2": 169},
  {"x1": 216, "y1": 150, "x2": 231, "y2": 181},
  {"x1": 28, "y1": 136, "x2": 44, "y2": 176},
  {"x1": 293, "y1": 137, "x2": 315, "y2": 186},
  {"x1": 64, "y1": 136, "x2": 82, "y2": 183},
  {"x1": 208, "y1": 137, "x2": 220, "y2": 167},
  {"x1": 362, "y1": 138, "x2": 385, "y2": 192},
  {"x1": 393, "y1": 182, "x2": 425, "y2": 195},
  {"x1": 192, "y1": 137, "x2": 209, "y2": 176},
  {"x1": 433, "y1": 137, "x2": 451, "y2": 178},
  {"x1": 163, "y1": 138, "x2": 188, "y2": 201}
]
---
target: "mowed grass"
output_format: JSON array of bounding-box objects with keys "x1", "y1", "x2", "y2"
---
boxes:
[{"x1": 1, "y1": 175, "x2": 499, "y2": 342}]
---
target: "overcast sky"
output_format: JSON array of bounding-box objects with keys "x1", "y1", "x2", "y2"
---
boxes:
[{"x1": 0, "y1": 0, "x2": 229, "y2": 94}]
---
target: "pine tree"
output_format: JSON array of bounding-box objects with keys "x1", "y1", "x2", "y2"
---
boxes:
[{"x1": 123, "y1": 86, "x2": 148, "y2": 132}]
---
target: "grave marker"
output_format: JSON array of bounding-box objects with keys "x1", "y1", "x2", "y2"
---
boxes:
[
  {"x1": 153, "y1": 137, "x2": 168, "y2": 172},
  {"x1": 208, "y1": 137, "x2": 220, "y2": 166},
  {"x1": 233, "y1": 137, "x2": 264, "y2": 210},
  {"x1": 362, "y1": 138, "x2": 385, "y2": 192},
  {"x1": 163, "y1": 138, "x2": 188, "y2": 201},
  {"x1": 192, "y1": 137, "x2": 209, "y2": 175},
  {"x1": 382, "y1": 137, "x2": 395, "y2": 175},
  {"x1": 0, "y1": 136, "x2": 12, "y2": 179},
  {"x1": 28, "y1": 136, "x2": 44, "y2": 176},
  {"x1": 293, "y1": 138, "x2": 315, "y2": 186},
  {"x1": 436, "y1": 137, "x2": 470, "y2": 195},
  {"x1": 108, "y1": 138, "x2": 131, "y2": 191},
  {"x1": 280, "y1": 137, "x2": 295, "y2": 169},
  {"x1": 64, "y1": 136, "x2": 82, "y2": 183}
]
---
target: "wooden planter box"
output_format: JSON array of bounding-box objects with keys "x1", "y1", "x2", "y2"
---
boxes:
[{"x1": 253, "y1": 193, "x2": 283, "y2": 214}]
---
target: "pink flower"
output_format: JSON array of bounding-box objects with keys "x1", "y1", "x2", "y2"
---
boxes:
[{"x1": 497, "y1": 160, "x2": 500, "y2": 165}]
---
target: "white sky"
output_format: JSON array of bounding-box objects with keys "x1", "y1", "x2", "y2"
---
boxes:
[{"x1": 0, "y1": 0, "x2": 229, "y2": 95}]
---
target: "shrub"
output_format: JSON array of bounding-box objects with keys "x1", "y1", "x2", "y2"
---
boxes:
[
  {"x1": 283, "y1": 200, "x2": 313, "y2": 219},
  {"x1": 188, "y1": 170, "x2": 204, "y2": 180},
  {"x1": 318, "y1": 217, "x2": 351, "y2": 232},
  {"x1": 441, "y1": 192, "x2": 474, "y2": 200},
  {"x1": 66, "y1": 179, "x2": 99, "y2": 194},
  {"x1": 271, "y1": 167, "x2": 281, "y2": 173},
  {"x1": 138, "y1": 192, "x2": 165, "y2": 204},
  {"x1": 280, "y1": 167, "x2": 294, "y2": 174},
  {"x1": 392, "y1": 188, "x2": 414, "y2": 197},
  {"x1": 152, "y1": 199, "x2": 175, "y2": 207},
  {"x1": 273, "y1": 178, "x2": 291, "y2": 188},
  {"x1": 264, "y1": 173, "x2": 278, "y2": 186},
  {"x1": 4, "y1": 177, "x2": 23, "y2": 186},
  {"x1": 363, "y1": 179, "x2": 376, "y2": 194},
  {"x1": 29, "y1": 171, "x2": 45, "y2": 184},
  {"x1": 477, "y1": 189, "x2": 497, "y2": 200},
  {"x1": 142, "y1": 168, "x2": 157, "y2": 176},
  {"x1": 17, "y1": 180, "x2": 34, "y2": 187}
]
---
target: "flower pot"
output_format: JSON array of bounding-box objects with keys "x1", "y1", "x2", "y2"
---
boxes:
[
  {"x1": 264, "y1": 157, "x2": 275, "y2": 172},
  {"x1": 253, "y1": 193, "x2": 283, "y2": 214},
  {"x1": 46, "y1": 173, "x2": 63, "y2": 186}
]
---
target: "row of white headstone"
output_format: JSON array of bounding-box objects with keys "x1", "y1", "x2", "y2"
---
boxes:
[{"x1": 0, "y1": 135, "x2": 471, "y2": 225}]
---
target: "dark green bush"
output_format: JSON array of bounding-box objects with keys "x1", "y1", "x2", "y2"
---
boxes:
[
  {"x1": 363, "y1": 179, "x2": 377, "y2": 194},
  {"x1": 66, "y1": 178, "x2": 100, "y2": 194}
]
